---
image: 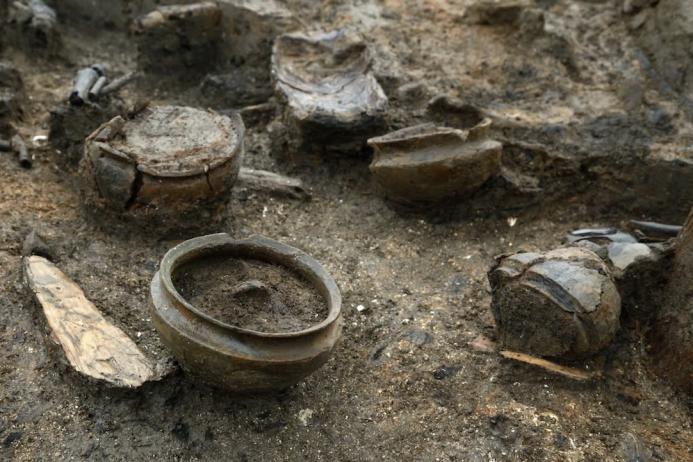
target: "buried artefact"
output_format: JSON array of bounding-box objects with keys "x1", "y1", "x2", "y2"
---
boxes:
[
  {"x1": 24, "y1": 256, "x2": 167, "y2": 387},
  {"x1": 150, "y1": 233, "x2": 342, "y2": 392},
  {"x1": 368, "y1": 121, "x2": 502, "y2": 204},
  {"x1": 272, "y1": 30, "x2": 388, "y2": 152},
  {"x1": 564, "y1": 226, "x2": 674, "y2": 321},
  {"x1": 488, "y1": 247, "x2": 621, "y2": 358},
  {"x1": 80, "y1": 105, "x2": 244, "y2": 223}
]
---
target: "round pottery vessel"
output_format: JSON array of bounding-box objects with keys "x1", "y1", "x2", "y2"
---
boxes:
[
  {"x1": 81, "y1": 105, "x2": 244, "y2": 225},
  {"x1": 150, "y1": 233, "x2": 342, "y2": 392}
]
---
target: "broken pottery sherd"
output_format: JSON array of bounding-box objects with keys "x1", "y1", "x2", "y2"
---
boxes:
[
  {"x1": 23, "y1": 256, "x2": 164, "y2": 387},
  {"x1": 488, "y1": 247, "x2": 621, "y2": 359},
  {"x1": 133, "y1": 2, "x2": 222, "y2": 73},
  {"x1": 565, "y1": 227, "x2": 638, "y2": 258},
  {"x1": 150, "y1": 233, "x2": 342, "y2": 392},
  {"x1": 565, "y1": 227, "x2": 672, "y2": 321},
  {"x1": 272, "y1": 30, "x2": 388, "y2": 152},
  {"x1": 367, "y1": 122, "x2": 502, "y2": 204},
  {"x1": 80, "y1": 105, "x2": 244, "y2": 224}
]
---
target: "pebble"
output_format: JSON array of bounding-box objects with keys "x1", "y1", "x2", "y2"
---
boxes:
[{"x1": 297, "y1": 408, "x2": 314, "y2": 427}]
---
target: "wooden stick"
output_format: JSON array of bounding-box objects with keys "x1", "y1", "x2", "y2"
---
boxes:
[
  {"x1": 88, "y1": 75, "x2": 108, "y2": 100},
  {"x1": 237, "y1": 168, "x2": 311, "y2": 200},
  {"x1": 101, "y1": 71, "x2": 138, "y2": 95},
  {"x1": 500, "y1": 350, "x2": 597, "y2": 381},
  {"x1": 629, "y1": 220, "x2": 682, "y2": 237},
  {"x1": 11, "y1": 134, "x2": 31, "y2": 169}
]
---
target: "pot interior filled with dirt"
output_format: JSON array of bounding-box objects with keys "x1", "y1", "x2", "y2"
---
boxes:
[
  {"x1": 150, "y1": 233, "x2": 342, "y2": 392},
  {"x1": 172, "y1": 253, "x2": 329, "y2": 333}
]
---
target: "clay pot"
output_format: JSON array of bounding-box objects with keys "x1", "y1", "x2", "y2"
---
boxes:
[
  {"x1": 488, "y1": 247, "x2": 621, "y2": 358},
  {"x1": 149, "y1": 233, "x2": 342, "y2": 392},
  {"x1": 368, "y1": 122, "x2": 502, "y2": 204},
  {"x1": 271, "y1": 29, "x2": 388, "y2": 152},
  {"x1": 81, "y1": 105, "x2": 244, "y2": 225}
]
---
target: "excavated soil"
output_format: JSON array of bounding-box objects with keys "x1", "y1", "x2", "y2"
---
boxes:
[
  {"x1": 1, "y1": 0, "x2": 692, "y2": 461},
  {"x1": 173, "y1": 256, "x2": 327, "y2": 332}
]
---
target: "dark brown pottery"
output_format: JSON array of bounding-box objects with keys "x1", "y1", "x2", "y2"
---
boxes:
[{"x1": 150, "y1": 233, "x2": 342, "y2": 392}]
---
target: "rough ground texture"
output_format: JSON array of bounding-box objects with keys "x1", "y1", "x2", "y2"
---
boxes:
[{"x1": 0, "y1": 0, "x2": 692, "y2": 461}]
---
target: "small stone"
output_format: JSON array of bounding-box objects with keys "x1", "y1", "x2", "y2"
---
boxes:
[
  {"x1": 433, "y1": 365, "x2": 460, "y2": 380},
  {"x1": 489, "y1": 247, "x2": 621, "y2": 358},
  {"x1": 402, "y1": 329, "x2": 432, "y2": 347},
  {"x1": 3, "y1": 431, "x2": 22, "y2": 448},
  {"x1": 297, "y1": 408, "x2": 314, "y2": 427},
  {"x1": 356, "y1": 304, "x2": 367, "y2": 312}
]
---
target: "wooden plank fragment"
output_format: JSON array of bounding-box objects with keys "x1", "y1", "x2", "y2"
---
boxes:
[
  {"x1": 237, "y1": 167, "x2": 311, "y2": 200},
  {"x1": 500, "y1": 350, "x2": 597, "y2": 381},
  {"x1": 23, "y1": 256, "x2": 159, "y2": 388}
]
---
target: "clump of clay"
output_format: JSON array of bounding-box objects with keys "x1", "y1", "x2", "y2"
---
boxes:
[
  {"x1": 488, "y1": 247, "x2": 622, "y2": 358},
  {"x1": 173, "y1": 255, "x2": 328, "y2": 333}
]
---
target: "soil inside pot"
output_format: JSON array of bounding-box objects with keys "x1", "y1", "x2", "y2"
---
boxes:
[{"x1": 172, "y1": 255, "x2": 328, "y2": 332}]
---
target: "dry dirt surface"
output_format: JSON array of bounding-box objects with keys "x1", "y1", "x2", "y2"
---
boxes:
[{"x1": 1, "y1": 0, "x2": 692, "y2": 461}]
